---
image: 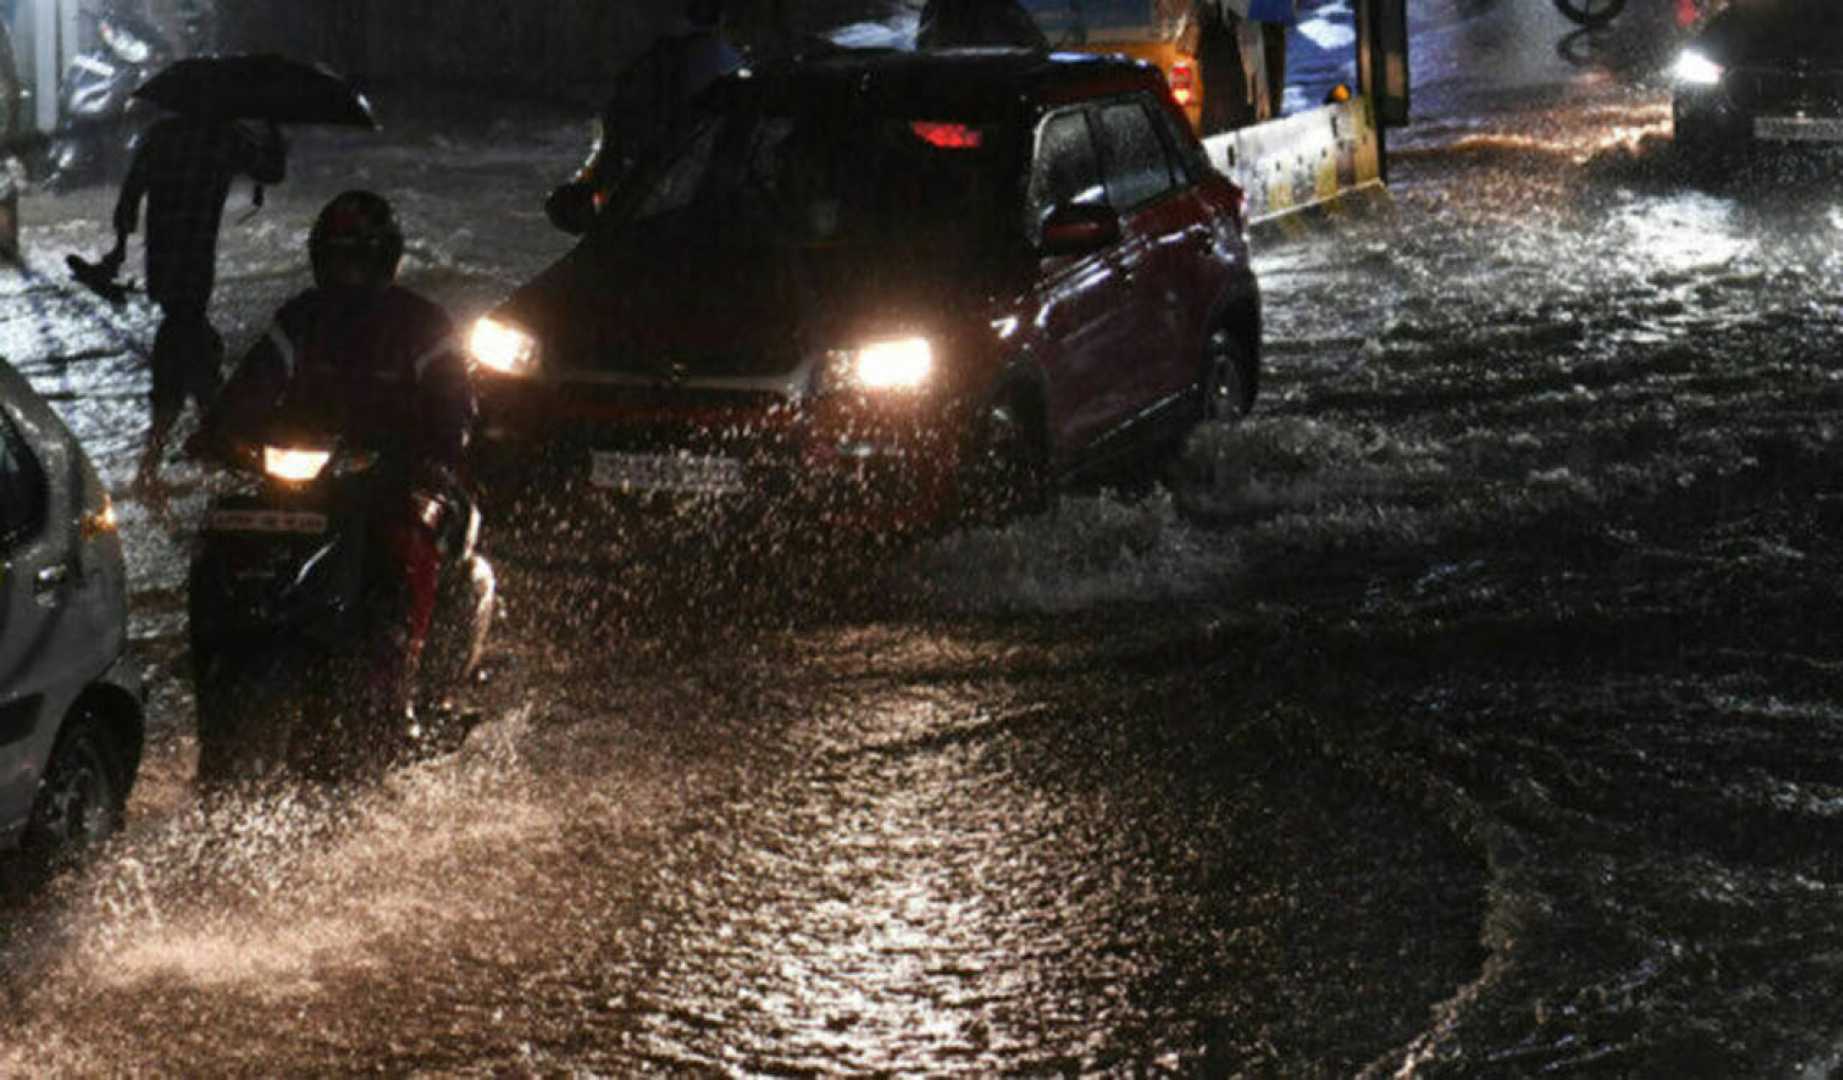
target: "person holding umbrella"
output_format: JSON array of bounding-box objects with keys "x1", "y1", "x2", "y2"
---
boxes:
[
  {"x1": 83, "y1": 54, "x2": 375, "y2": 495},
  {"x1": 102, "y1": 109, "x2": 286, "y2": 494}
]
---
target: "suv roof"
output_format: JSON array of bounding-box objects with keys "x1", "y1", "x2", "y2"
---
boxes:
[{"x1": 723, "y1": 46, "x2": 1170, "y2": 120}]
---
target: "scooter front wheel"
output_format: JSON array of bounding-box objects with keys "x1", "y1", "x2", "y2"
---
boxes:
[
  {"x1": 193, "y1": 651, "x2": 309, "y2": 787},
  {"x1": 1554, "y1": 0, "x2": 1624, "y2": 27}
]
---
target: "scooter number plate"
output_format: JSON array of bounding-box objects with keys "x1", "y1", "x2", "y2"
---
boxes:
[
  {"x1": 590, "y1": 451, "x2": 744, "y2": 495},
  {"x1": 206, "y1": 509, "x2": 329, "y2": 535}
]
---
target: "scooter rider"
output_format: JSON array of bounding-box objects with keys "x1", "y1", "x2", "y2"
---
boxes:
[{"x1": 193, "y1": 190, "x2": 475, "y2": 727}]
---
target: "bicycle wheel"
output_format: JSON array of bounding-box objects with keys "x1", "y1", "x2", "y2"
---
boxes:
[{"x1": 1555, "y1": 0, "x2": 1625, "y2": 28}]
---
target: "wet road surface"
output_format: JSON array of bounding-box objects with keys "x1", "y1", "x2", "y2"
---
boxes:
[{"x1": 7, "y1": 1, "x2": 1843, "y2": 1074}]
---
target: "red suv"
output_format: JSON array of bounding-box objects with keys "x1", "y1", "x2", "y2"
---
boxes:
[{"x1": 468, "y1": 47, "x2": 1260, "y2": 534}]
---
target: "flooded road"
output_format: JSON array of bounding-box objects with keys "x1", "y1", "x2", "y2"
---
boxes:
[{"x1": 7, "y1": 1, "x2": 1843, "y2": 1074}]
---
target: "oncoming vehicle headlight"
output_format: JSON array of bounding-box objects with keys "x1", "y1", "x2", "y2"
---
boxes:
[
  {"x1": 1672, "y1": 49, "x2": 1724, "y2": 87},
  {"x1": 469, "y1": 316, "x2": 542, "y2": 377},
  {"x1": 828, "y1": 337, "x2": 934, "y2": 392},
  {"x1": 263, "y1": 447, "x2": 333, "y2": 483}
]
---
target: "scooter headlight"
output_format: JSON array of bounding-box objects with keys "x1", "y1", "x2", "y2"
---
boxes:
[
  {"x1": 1672, "y1": 49, "x2": 1724, "y2": 87},
  {"x1": 263, "y1": 447, "x2": 333, "y2": 483}
]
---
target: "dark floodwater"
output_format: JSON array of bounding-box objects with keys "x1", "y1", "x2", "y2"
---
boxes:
[{"x1": 8, "y1": 2, "x2": 1843, "y2": 1074}]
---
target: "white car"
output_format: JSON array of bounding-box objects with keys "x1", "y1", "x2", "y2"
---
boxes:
[{"x1": 0, "y1": 356, "x2": 142, "y2": 866}]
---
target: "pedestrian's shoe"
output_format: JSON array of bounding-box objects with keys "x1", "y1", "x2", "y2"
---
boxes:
[{"x1": 132, "y1": 443, "x2": 173, "y2": 520}]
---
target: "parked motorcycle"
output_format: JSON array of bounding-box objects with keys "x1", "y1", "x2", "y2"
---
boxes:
[
  {"x1": 39, "y1": 8, "x2": 177, "y2": 190},
  {"x1": 187, "y1": 405, "x2": 496, "y2": 784}
]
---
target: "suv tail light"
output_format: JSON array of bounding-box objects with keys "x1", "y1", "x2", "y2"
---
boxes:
[{"x1": 1168, "y1": 60, "x2": 1197, "y2": 108}]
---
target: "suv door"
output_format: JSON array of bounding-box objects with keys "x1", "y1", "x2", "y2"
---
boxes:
[
  {"x1": 1090, "y1": 95, "x2": 1199, "y2": 442},
  {"x1": 1025, "y1": 104, "x2": 1153, "y2": 466}
]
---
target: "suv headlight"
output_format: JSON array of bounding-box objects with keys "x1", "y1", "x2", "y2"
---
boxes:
[
  {"x1": 470, "y1": 316, "x2": 542, "y2": 377},
  {"x1": 826, "y1": 337, "x2": 934, "y2": 392},
  {"x1": 263, "y1": 447, "x2": 333, "y2": 483},
  {"x1": 1672, "y1": 49, "x2": 1723, "y2": 87}
]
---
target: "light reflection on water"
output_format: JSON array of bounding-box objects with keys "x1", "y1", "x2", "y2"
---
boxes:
[{"x1": 1608, "y1": 192, "x2": 1752, "y2": 275}]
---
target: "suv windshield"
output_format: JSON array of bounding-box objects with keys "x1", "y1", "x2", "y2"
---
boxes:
[
  {"x1": 1711, "y1": 0, "x2": 1843, "y2": 57},
  {"x1": 1019, "y1": 0, "x2": 1187, "y2": 44},
  {"x1": 610, "y1": 105, "x2": 1020, "y2": 281}
]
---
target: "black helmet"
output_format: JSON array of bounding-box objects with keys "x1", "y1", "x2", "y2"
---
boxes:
[{"x1": 309, "y1": 189, "x2": 404, "y2": 288}]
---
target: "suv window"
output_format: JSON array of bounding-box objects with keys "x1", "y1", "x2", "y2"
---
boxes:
[
  {"x1": 1028, "y1": 109, "x2": 1105, "y2": 243},
  {"x1": 1095, "y1": 99, "x2": 1176, "y2": 212},
  {"x1": 1148, "y1": 100, "x2": 1205, "y2": 186},
  {"x1": 0, "y1": 408, "x2": 47, "y2": 554}
]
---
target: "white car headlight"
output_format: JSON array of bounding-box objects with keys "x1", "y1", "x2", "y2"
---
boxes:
[
  {"x1": 829, "y1": 337, "x2": 934, "y2": 392},
  {"x1": 470, "y1": 316, "x2": 542, "y2": 377},
  {"x1": 263, "y1": 447, "x2": 333, "y2": 483},
  {"x1": 1672, "y1": 49, "x2": 1724, "y2": 87}
]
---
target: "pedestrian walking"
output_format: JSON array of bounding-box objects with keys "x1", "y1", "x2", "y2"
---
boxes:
[
  {"x1": 916, "y1": 0, "x2": 1049, "y2": 49},
  {"x1": 1192, "y1": 0, "x2": 1273, "y2": 134},
  {"x1": 1250, "y1": 0, "x2": 1297, "y2": 116},
  {"x1": 550, "y1": 0, "x2": 742, "y2": 225},
  {"x1": 101, "y1": 111, "x2": 285, "y2": 492}
]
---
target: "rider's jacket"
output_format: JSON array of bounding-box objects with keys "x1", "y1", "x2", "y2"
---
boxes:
[{"x1": 206, "y1": 284, "x2": 475, "y2": 489}]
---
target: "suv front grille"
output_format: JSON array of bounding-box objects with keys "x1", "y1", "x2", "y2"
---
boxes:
[{"x1": 1729, "y1": 67, "x2": 1843, "y2": 113}]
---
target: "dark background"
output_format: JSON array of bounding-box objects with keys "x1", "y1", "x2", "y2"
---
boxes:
[{"x1": 216, "y1": 0, "x2": 919, "y2": 105}]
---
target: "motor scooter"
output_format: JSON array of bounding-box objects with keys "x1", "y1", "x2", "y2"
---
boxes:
[
  {"x1": 39, "y1": 7, "x2": 177, "y2": 190},
  {"x1": 187, "y1": 405, "x2": 496, "y2": 785}
]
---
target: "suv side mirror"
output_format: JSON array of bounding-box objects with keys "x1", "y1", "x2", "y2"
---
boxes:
[
  {"x1": 1039, "y1": 202, "x2": 1121, "y2": 258},
  {"x1": 545, "y1": 181, "x2": 599, "y2": 236}
]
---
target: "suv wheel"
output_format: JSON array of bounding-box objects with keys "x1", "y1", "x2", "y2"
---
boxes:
[
  {"x1": 1202, "y1": 328, "x2": 1254, "y2": 422},
  {"x1": 1673, "y1": 108, "x2": 1729, "y2": 173},
  {"x1": 960, "y1": 392, "x2": 1049, "y2": 527}
]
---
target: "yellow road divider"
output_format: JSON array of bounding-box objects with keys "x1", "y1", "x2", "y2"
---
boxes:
[{"x1": 1202, "y1": 92, "x2": 1387, "y2": 237}]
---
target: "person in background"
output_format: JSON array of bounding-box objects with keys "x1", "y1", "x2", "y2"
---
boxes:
[
  {"x1": 103, "y1": 110, "x2": 285, "y2": 492},
  {"x1": 1192, "y1": 0, "x2": 1273, "y2": 134},
  {"x1": 1255, "y1": 0, "x2": 1295, "y2": 117},
  {"x1": 547, "y1": 0, "x2": 742, "y2": 225},
  {"x1": 916, "y1": 0, "x2": 1049, "y2": 48}
]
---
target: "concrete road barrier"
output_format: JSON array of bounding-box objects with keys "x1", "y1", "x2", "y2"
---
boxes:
[
  {"x1": 0, "y1": 189, "x2": 16, "y2": 264},
  {"x1": 1202, "y1": 93, "x2": 1385, "y2": 231}
]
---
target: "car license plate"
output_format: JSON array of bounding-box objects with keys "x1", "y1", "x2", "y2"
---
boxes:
[
  {"x1": 206, "y1": 509, "x2": 329, "y2": 534},
  {"x1": 1753, "y1": 115, "x2": 1843, "y2": 143},
  {"x1": 590, "y1": 451, "x2": 744, "y2": 494}
]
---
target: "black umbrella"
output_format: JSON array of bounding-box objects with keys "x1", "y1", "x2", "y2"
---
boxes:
[{"x1": 132, "y1": 54, "x2": 378, "y2": 128}]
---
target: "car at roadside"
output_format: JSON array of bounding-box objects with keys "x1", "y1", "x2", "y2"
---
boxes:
[
  {"x1": 0, "y1": 357, "x2": 142, "y2": 870},
  {"x1": 469, "y1": 47, "x2": 1261, "y2": 538},
  {"x1": 1671, "y1": 0, "x2": 1843, "y2": 162}
]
